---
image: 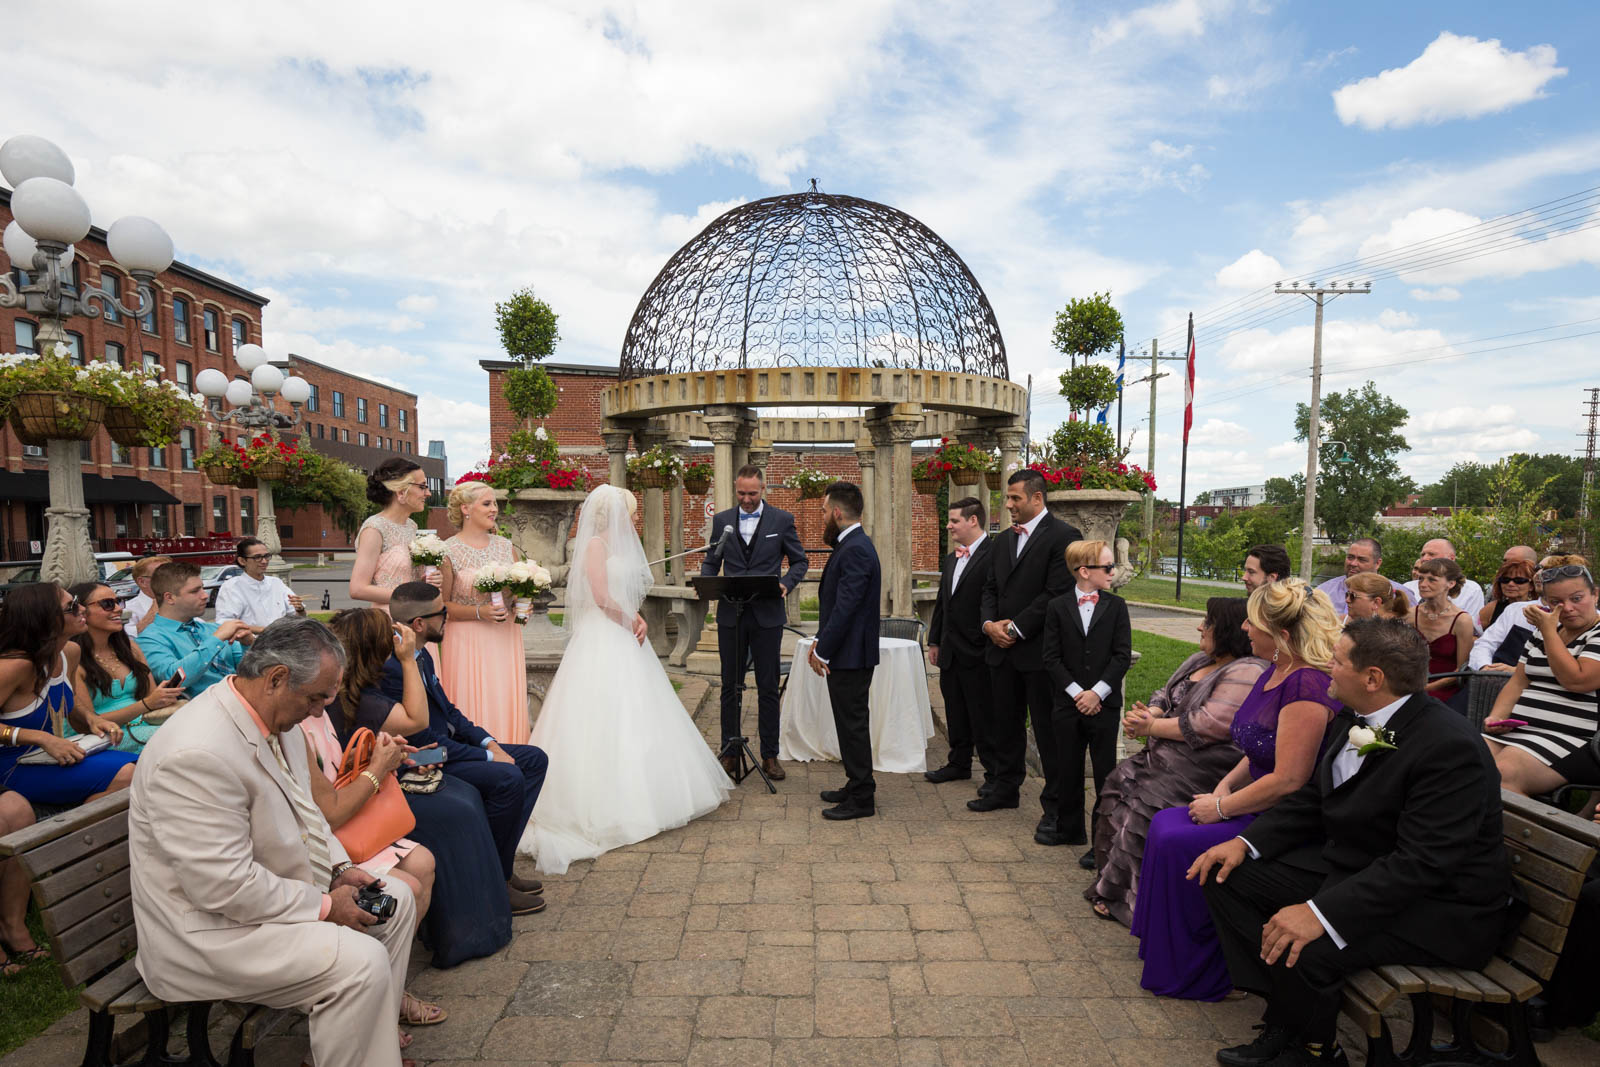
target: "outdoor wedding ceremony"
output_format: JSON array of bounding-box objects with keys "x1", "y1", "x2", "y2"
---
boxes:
[{"x1": 3, "y1": 3, "x2": 1600, "y2": 1067}]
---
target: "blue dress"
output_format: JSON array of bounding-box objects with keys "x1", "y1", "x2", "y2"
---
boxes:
[
  {"x1": 1130, "y1": 666, "x2": 1339, "y2": 1000},
  {"x1": 67, "y1": 674, "x2": 156, "y2": 753},
  {"x1": 2, "y1": 653, "x2": 138, "y2": 805}
]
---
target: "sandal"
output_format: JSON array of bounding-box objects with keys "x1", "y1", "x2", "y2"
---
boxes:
[
  {"x1": 6, "y1": 944, "x2": 48, "y2": 965},
  {"x1": 398, "y1": 1030, "x2": 413, "y2": 1050},
  {"x1": 400, "y1": 991, "x2": 448, "y2": 1026},
  {"x1": 2, "y1": 955, "x2": 23, "y2": 978},
  {"x1": 1090, "y1": 900, "x2": 1116, "y2": 921}
]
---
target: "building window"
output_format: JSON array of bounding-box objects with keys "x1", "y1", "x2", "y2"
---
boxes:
[
  {"x1": 143, "y1": 351, "x2": 162, "y2": 376},
  {"x1": 22, "y1": 443, "x2": 43, "y2": 458},
  {"x1": 80, "y1": 440, "x2": 92, "y2": 461},
  {"x1": 317, "y1": 423, "x2": 325, "y2": 439},
  {"x1": 180, "y1": 427, "x2": 197, "y2": 469},
  {"x1": 307, "y1": 383, "x2": 319, "y2": 412},
  {"x1": 203, "y1": 308, "x2": 219, "y2": 352},
  {"x1": 149, "y1": 444, "x2": 166, "y2": 468},
  {"x1": 150, "y1": 504, "x2": 168, "y2": 538},
  {"x1": 358, "y1": 432, "x2": 368, "y2": 447},
  {"x1": 63, "y1": 332, "x2": 84, "y2": 365},
  {"x1": 232, "y1": 319, "x2": 247, "y2": 349},
  {"x1": 113, "y1": 504, "x2": 135, "y2": 538},
  {"x1": 101, "y1": 274, "x2": 122, "y2": 324},
  {"x1": 340, "y1": 428, "x2": 349, "y2": 443},
  {"x1": 141, "y1": 289, "x2": 160, "y2": 335},
  {"x1": 103, "y1": 341, "x2": 124, "y2": 367},
  {"x1": 110, "y1": 440, "x2": 131, "y2": 464},
  {"x1": 378, "y1": 403, "x2": 388, "y2": 428},
  {"x1": 58, "y1": 256, "x2": 77, "y2": 294},
  {"x1": 398, "y1": 409, "x2": 408, "y2": 432},
  {"x1": 239, "y1": 496, "x2": 255, "y2": 536},
  {"x1": 332, "y1": 391, "x2": 345, "y2": 418},
  {"x1": 212, "y1": 495, "x2": 228, "y2": 534},
  {"x1": 183, "y1": 504, "x2": 201, "y2": 537},
  {"x1": 357, "y1": 397, "x2": 368, "y2": 423},
  {"x1": 172, "y1": 296, "x2": 190, "y2": 344},
  {"x1": 15, "y1": 320, "x2": 36, "y2": 353}
]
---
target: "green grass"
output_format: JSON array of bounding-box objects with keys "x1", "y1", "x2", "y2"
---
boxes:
[
  {"x1": 0, "y1": 914, "x2": 79, "y2": 1057},
  {"x1": 1127, "y1": 629, "x2": 1200, "y2": 705},
  {"x1": 1120, "y1": 576, "x2": 1226, "y2": 612}
]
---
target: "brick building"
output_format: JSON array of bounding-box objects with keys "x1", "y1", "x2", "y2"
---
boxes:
[{"x1": 477, "y1": 361, "x2": 948, "y2": 570}]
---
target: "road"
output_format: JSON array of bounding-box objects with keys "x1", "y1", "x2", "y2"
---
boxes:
[{"x1": 278, "y1": 562, "x2": 363, "y2": 613}]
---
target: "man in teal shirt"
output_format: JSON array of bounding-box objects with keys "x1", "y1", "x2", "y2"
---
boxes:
[{"x1": 137, "y1": 561, "x2": 253, "y2": 698}]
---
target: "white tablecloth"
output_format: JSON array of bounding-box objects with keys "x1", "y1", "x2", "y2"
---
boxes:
[{"x1": 778, "y1": 637, "x2": 935, "y2": 773}]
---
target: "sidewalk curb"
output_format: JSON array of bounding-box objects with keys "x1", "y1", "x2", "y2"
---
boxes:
[{"x1": 1125, "y1": 599, "x2": 1208, "y2": 617}]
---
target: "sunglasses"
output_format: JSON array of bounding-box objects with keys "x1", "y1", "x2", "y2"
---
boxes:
[
  {"x1": 410, "y1": 608, "x2": 447, "y2": 623},
  {"x1": 86, "y1": 597, "x2": 119, "y2": 612},
  {"x1": 61, "y1": 599, "x2": 83, "y2": 616},
  {"x1": 1538, "y1": 564, "x2": 1593, "y2": 584},
  {"x1": 241, "y1": 553, "x2": 271, "y2": 562},
  {"x1": 1080, "y1": 564, "x2": 1115, "y2": 573},
  {"x1": 1500, "y1": 576, "x2": 1531, "y2": 586}
]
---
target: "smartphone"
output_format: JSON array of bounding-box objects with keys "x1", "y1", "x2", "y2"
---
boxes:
[
  {"x1": 165, "y1": 669, "x2": 185, "y2": 688},
  {"x1": 1490, "y1": 719, "x2": 1529, "y2": 729},
  {"x1": 409, "y1": 747, "x2": 446, "y2": 766}
]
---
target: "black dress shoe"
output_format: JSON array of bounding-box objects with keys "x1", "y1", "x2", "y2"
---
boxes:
[
  {"x1": 820, "y1": 788, "x2": 848, "y2": 803},
  {"x1": 1257, "y1": 1044, "x2": 1346, "y2": 1066},
  {"x1": 1035, "y1": 814, "x2": 1058, "y2": 835},
  {"x1": 1034, "y1": 829, "x2": 1071, "y2": 846},
  {"x1": 1216, "y1": 1024, "x2": 1293, "y2": 1067},
  {"x1": 924, "y1": 764, "x2": 972, "y2": 783},
  {"x1": 822, "y1": 801, "x2": 875, "y2": 820},
  {"x1": 1078, "y1": 849, "x2": 1097, "y2": 870},
  {"x1": 966, "y1": 794, "x2": 1019, "y2": 812}
]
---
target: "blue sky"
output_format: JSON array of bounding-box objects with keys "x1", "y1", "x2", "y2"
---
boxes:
[{"x1": 10, "y1": 1, "x2": 1600, "y2": 491}]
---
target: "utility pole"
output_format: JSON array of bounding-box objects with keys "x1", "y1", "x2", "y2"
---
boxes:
[
  {"x1": 1275, "y1": 280, "x2": 1372, "y2": 581},
  {"x1": 1136, "y1": 338, "x2": 1187, "y2": 574},
  {"x1": 1581, "y1": 387, "x2": 1599, "y2": 553}
]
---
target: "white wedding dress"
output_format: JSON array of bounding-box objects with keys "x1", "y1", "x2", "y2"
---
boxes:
[{"x1": 519, "y1": 485, "x2": 732, "y2": 874}]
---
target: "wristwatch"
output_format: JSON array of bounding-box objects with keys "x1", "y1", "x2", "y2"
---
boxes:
[{"x1": 329, "y1": 861, "x2": 354, "y2": 883}]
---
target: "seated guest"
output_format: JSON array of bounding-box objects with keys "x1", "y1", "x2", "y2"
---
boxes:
[
  {"x1": 120, "y1": 555, "x2": 170, "y2": 639},
  {"x1": 67, "y1": 581, "x2": 186, "y2": 752},
  {"x1": 1482, "y1": 562, "x2": 1600, "y2": 795},
  {"x1": 1130, "y1": 578, "x2": 1341, "y2": 1001},
  {"x1": 1, "y1": 583, "x2": 135, "y2": 806},
  {"x1": 1087, "y1": 597, "x2": 1268, "y2": 923},
  {"x1": 1192, "y1": 618, "x2": 1514, "y2": 1067},
  {"x1": 384, "y1": 582, "x2": 548, "y2": 915},
  {"x1": 1540, "y1": 797, "x2": 1600, "y2": 1032},
  {"x1": 327, "y1": 607, "x2": 513, "y2": 967},
  {"x1": 1315, "y1": 537, "x2": 1413, "y2": 616},
  {"x1": 136, "y1": 561, "x2": 252, "y2": 698},
  {"x1": 1472, "y1": 555, "x2": 1585, "y2": 671},
  {"x1": 1041, "y1": 539, "x2": 1132, "y2": 861},
  {"x1": 216, "y1": 538, "x2": 307, "y2": 633},
  {"x1": 1340, "y1": 572, "x2": 1409, "y2": 624},
  {"x1": 1404, "y1": 537, "x2": 1486, "y2": 621},
  {"x1": 1478, "y1": 559, "x2": 1538, "y2": 633},
  {"x1": 1241, "y1": 544, "x2": 1290, "y2": 594},
  {"x1": 1410, "y1": 558, "x2": 1475, "y2": 704},
  {"x1": 129, "y1": 619, "x2": 420, "y2": 1067},
  {"x1": 0, "y1": 788, "x2": 40, "y2": 974}
]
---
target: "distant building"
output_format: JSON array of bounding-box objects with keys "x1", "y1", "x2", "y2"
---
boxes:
[{"x1": 1207, "y1": 484, "x2": 1267, "y2": 508}]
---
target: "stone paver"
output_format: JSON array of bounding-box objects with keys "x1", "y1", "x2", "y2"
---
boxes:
[{"x1": 8, "y1": 666, "x2": 1599, "y2": 1067}]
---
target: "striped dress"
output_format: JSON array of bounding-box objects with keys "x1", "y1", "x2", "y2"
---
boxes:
[{"x1": 1497, "y1": 621, "x2": 1600, "y2": 766}]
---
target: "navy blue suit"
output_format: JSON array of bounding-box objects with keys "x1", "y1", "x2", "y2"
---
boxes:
[
  {"x1": 381, "y1": 649, "x2": 547, "y2": 881},
  {"x1": 701, "y1": 503, "x2": 809, "y2": 757},
  {"x1": 815, "y1": 525, "x2": 881, "y2": 802}
]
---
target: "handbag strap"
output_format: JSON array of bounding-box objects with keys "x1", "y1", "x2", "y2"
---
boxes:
[{"x1": 334, "y1": 727, "x2": 376, "y2": 788}]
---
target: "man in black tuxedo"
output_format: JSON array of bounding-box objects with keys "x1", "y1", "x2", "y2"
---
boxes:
[
  {"x1": 808, "y1": 481, "x2": 881, "y2": 821},
  {"x1": 384, "y1": 582, "x2": 549, "y2": 915},
  {"x1": 977, "y1": 469, "x2": 1080, "y2": 833},
  {"x1": 1192, "y1": 618, "x2": 1514, "y2": 1066},
  {"x1": 702, "y1": 465, "x2": 808, "y2": 780},
  {"x1": 925, "y1": 496, "x2": 997, "y2": 788}
]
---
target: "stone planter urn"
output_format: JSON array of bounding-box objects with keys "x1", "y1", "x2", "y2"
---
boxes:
[
  {"x1": 498, "y1": 488, "x2": 589, "y2": 730},
  {"x1": 1043, "y1": 488, "x2": 1144, "y2": 589}
]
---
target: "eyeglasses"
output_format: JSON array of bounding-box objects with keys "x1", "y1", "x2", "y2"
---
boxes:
[
  {"x1": 87, "y1": 597, "x2": 119, "y2": 612},
  {"x1": 1538, "y1": 564, "x2": 1594, "y2": 584},
  {"x1": 61, "y1": 600, "x2": 83, "y2": 616},
  {"x1": 410, "y1": 608, "x2": 447, "y2": 623},
  {"x1": 1500, "y1": 576, "x2": 1531, "y2": 586},
  {"x1": 405, "y1": 481, "x2": 427, "y2": 491},
  {"x1": 241, "y1": 553, "x2": 271, "y2": 562},
  {"x1": 1081, "y1": 564, "x2": 1115, "y2": 573}
]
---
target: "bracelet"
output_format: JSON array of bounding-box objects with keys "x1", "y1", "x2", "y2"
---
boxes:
[
  {"x1": 1215, "y1": 796, "x2": 1230, "y2": 821},
  {"x1": 476, "y1": 605, "x2": 482, "y2": 620},
  {"x1": 361, "y1": 771, "x2": 382, "y2": 795},
  {"x1": 329, "y1": 861, "x2": 353, "y2": 883}
]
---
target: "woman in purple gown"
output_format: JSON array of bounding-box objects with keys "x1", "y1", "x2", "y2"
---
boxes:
[{"x1": 1130, "y1": 578, "x2": 1343, "y2": 1001}]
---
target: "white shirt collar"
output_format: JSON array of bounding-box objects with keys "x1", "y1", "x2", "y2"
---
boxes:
[
  {"x1": 1356, "y1": 693, "x2": 1409, "y2": 728},
  {"x1": 1017, "y1": 509, "x2": 1046, "y2": 535},
  {"x1": 835, "y1": 522, "x2": 862, "y2": 543}
]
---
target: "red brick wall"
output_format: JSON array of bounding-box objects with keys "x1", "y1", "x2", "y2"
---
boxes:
[{"x1": 281, "y1": 355, "x2": 421, "y2": 458}]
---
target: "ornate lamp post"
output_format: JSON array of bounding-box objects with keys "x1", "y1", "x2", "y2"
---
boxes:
[
  {"x1": 0, "y1": 135, "x2": 175, "y2": 585},
  {"x1": 194, "y1": 345, "x2": 311, "y2": 576}
]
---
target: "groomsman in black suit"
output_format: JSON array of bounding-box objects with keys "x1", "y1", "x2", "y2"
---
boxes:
[
  {"x1": 1192, "y1": 618, "x2": 1515, "y2": 1067},
  {"x1": 809, "y1": 482, "x2": 881, "y2": 821},
  {"x1": 925, "y1": 496, "x2": 997, "y2": 789},
  {"x1": 702, "y1": 465, "x2": 808, "y2": 780},
  {"x1": 977, "y1": 469, "x2": 1080, "y2": 833}
]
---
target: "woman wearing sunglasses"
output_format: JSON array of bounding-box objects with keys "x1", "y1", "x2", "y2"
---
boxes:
[
  {"x1": 1479, "y1": 560, "x2": 1538, "y2": 632},
  {"x1": 67, "y1": 582, "x2": 187, "y2": 753}
]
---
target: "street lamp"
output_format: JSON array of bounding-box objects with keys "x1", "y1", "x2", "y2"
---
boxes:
[
  {"x1": 196, "y1": 345, "x2": 312, "y2": 575},
  {"x1": 0, "y1": 135, "x2": 175, "y2": 585}
]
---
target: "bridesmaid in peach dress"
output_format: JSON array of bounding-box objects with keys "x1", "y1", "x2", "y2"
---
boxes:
[
  {"x1": 437, "y1": 480, "x2": 530, "y2": 745},
  {"x1": 349, "y1": 458, "x2": 440, "y2": 613}
]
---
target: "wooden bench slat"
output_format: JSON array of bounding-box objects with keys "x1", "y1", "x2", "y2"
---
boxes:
[
  {"x1": 78, "y1": 957, "x2": 144, "y2": 1014},
  {"x1": 0, "y1": 791, "x2": 129, "y2": 859},
  {"x1": 1502, "y1": 811, "x2": 1598, "y2": 872},
  {"x1": 1450, "y1": 967, "x2": 1514, "y2": 1004},
  {"x1": 1503, "y1": 790, "x2": 1600, "y2": 854},
  {"x1": 1340, "y1": 987, "x2": 1385, "y2": 1040},
  {"x1": 108, "y1": 978, "x2": 164, "y2": 1015},
  {"x1": 50, "y1": 886, "x2": 135, "y2": 963},
  {"x1": 18, "y1": 814, "x2": 129, "y2": 884},
  {"x1": 39, "y1": 869, "x2": 131, "y2": 944},
  {"x1": 1505, "y1": 935, "x2": 1559, "y2": 981},
  {"x1": 1506, "y1": 841, "x2": 1585, "y2": 897},
  {"x1": 1407, "y1": 964, "x2": 1480, "y2": 1002},
  {"x1": 1345, "y1": 968, "x2": 1399, "y2": 1011},
  {"x1": 58, "y1": 933, "x2": 135, "y2": 990},
  {"x1": 1373, "y1": 964, "x2": 1427, "y2": 994},
  {"x1": 33, "y1": 840, "x2": 130, "y2": 908},
  {"x1": 1518, "y1": 876, "x2": 1577, "y2": 926},
  {"x1": 1518, "y1": 910, "x2": 1568, "y2": 956},
  {"x1": 1480, "y1": 957, "x2": 1542, "y2": 1002}
]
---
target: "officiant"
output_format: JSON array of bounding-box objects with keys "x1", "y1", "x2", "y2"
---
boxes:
[{"x1": 702, "y1": 465, "x2": 808, "y2": 781}]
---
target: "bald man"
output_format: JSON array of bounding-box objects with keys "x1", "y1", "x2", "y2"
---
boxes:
[
  {"x1": 1504, "y1": 546, "x2": 1538, "y2": 566},
  {"x1": 1403, "y1": 538, "x2": 1485, "y2": 624}
]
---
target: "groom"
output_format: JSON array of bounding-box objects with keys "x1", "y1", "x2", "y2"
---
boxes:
[
  {"x1": 1191, "y1": 617, "x2": 1514, "y2": 1066},
  {"x1": 809, "y1": 481, "x2": 880, "y2": 821}
]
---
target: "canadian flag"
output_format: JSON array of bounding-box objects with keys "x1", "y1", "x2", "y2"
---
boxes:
[{"x1": 1183, "y1": 313, "x2": 1196, "y2": 445}]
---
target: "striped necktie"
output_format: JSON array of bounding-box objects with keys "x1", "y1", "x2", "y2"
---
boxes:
[{"x1": 266, "y1": 733, "x2": 334, "y2": 888}]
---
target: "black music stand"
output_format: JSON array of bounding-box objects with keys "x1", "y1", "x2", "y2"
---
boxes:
[{"x1": 691, "y1": 574, "x2": 783, "y2": 794}]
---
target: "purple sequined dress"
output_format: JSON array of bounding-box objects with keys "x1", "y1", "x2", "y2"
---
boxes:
[{"x1": 1129, "y1": 666, "x2": 1338, "y2": 1000}]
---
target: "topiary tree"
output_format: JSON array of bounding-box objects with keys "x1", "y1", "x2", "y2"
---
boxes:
[
  {"x1": 1052, "y1": 291, "x2": 1124, "y2": 422},
  {"x1": 495, "y1": 288, "x2": 561, "y2": 430}
]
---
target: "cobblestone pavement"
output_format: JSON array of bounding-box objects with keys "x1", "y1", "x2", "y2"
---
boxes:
[{"x1": 7, "y1": 674, "x2": 1595, "y2": 1066}]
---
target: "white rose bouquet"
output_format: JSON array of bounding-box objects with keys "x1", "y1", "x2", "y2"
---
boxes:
[
  {"x1": 503, "y1": 559, "x2": 553, "y2": 623},
  {"x1": 410, "y1": 534, "x2": 447, "y2": 580},
  {"x1": 472, "y1": 561, "x2": 513, "y2": 617}
]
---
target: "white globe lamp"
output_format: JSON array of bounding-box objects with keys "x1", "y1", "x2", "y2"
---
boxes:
[
  {"x1": 195, "y1": 368, "x2": 229, "y2": 398},
  {"x1": 224, "y1": 379, "x2": 255, "y2": 407},
  {"x1": 106, "y1": 216, "x2": 174, "y2": 274},
  {"x1": 10, "y1": 177, "x2": 91, "y2": 245},
  {"x1": 0, "y1": 135, "x2": 75, "y2": 188},
  {"x1": 251, "y1": 364, "x2": 285, "y2": 394},
  {"x1": 234, "y1": 343, "x2": 268, "y2": 372},
  {"x1": 279, "y1": 376, "x2": 311, "y2": 405}
]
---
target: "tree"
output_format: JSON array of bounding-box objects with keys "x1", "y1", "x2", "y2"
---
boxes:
[
  {"x1": 1263, "y1": 475, "x2": 1304, "y2": 515},
  {"x1": 1293, "y1": 381, "x2": 1411, "y2": 542},
  {"x1": 1417, "y1": 453, "x2": 1586, "y2": 517},
  {"x1": 495, "y1": 287, "x2": 561, "y2": 430},
  {"x1": 1052, "y1": 292, "x2": 1124, "y2": 421},
  {"x1": 1418, "y1": 461, "x2": 1492, "y2": 509},
  {"x1": 1192, "y1": 490, "x2": 1212, "y2": 505}
]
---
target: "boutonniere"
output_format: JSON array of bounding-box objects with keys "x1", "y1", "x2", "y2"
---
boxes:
[{"x1": 1348, "y1": 724, "x2": 1397, "y2": 756}]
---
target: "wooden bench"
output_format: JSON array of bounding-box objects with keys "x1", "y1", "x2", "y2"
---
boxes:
[
  {"x1": 0, "y1": 791, "x2": 291, "y2": 1067},
  {"x1": 1338, "y1": 789, "x2": 1600, "y2": 1066}
]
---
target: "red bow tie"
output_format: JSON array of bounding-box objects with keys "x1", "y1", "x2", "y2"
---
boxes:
[
  {"x1": 1078, "y1": 592, "x2": 1099, "y2": 605},
  {"x1": 954, "y1": 545, "x2": 970, "y2": 559},
  {"x1": 1010, "y1": 524, "x2": 1027, "y2": 536}
]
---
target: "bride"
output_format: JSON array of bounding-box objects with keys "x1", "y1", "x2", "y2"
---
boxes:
[{"x1": 520, "y1": 484, "x2": 732, "y2": 873}]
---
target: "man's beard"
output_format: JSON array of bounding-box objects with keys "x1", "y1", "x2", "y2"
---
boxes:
[{"x1": 823, "y1": 516, "x2": 840, "y2": 547}]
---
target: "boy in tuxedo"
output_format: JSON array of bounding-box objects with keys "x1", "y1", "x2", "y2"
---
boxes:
[{"x1": 1041, "y1": 540, "x2": 1131, "y2": 860}]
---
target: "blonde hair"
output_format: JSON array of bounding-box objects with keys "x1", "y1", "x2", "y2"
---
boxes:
[
  {"x1": 1539, "y1": 553, "x2": 1589, "y2": 570},
  {"x1": 1246, "y1": 576, "x2": 1340, "y2": 669},
  {"x1": 1065, "y1": 539, "x2": 1109, "y2": 572},
  {"x1": 447, "y1": 480, "x2": 494, "y2": 529},
  {"x1": 131, "y1": 555, "x2": 172, "y2": 580},
  {"x1": 1346, "y1": 572, "x2": 1409, "y2": 619}
]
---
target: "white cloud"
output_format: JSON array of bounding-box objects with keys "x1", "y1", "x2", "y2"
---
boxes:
[
  {"x1": 1377, "y1": 309, "x2": 1417, "y2": 328},
  {"x1": 1149, "y1": 140, "x2": 1194, "y2": 161},
  {"x1": 397, "y1": 294, "x2": 437, "y2": 314},
  {"x1": 1359, "y1": 205, "x2": 1600, "y2": 285},
  {"x1": 1092, "y1": 0, "x2": 1216, "y2": 50},
  {"x1": 1332, "y1": 32, "x2": 1566, "y2": 130},
  {"x1": 1409, "y1": 404, "x2": 1518, "y2": 434},
  {"x1": 1215, "y1": 249, "x2": 1283, "y2": 290},
  {"x1": 1410, "y1": 287, "x2": 1460, "y2": 302},
  {"x1": 416, "y1": 396, "x2": 494, "y2": 483}
]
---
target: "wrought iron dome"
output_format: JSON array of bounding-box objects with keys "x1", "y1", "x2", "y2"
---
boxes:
[{"x1": 619, "y1": 187, "x2": 1008, "y2": 380}]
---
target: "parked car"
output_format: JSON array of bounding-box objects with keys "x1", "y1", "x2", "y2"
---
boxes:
[
  {"x1": 201, "y1": 564, "x2": 244, "y2": 607},
  {"x1": 0, "y1": 552, "x2": 138, "y2": 604}
]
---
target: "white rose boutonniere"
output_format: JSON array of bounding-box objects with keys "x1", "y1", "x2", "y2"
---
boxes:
[{"x1": 1349, "y1": 723, "x2": 1397, "y2": 757}]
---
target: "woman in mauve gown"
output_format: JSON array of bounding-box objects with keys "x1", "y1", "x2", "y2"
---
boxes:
[
  {"x1": 349, "y1": 458, "x2": 441, "y2": 614},
  {"x1": 1130, "y1": 579, "x2": 1342, "y2": 1001},
  {"x1": 1086, "y1": 597, "x2": 1268, "y2": 925}
]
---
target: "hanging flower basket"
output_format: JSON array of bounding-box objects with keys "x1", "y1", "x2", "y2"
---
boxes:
[
  {"x1": 103, "y1": 405, "x2": 145, "y2": 447},
  {"x1": 204, "y1": 463, "x2": 240, "y2": 486},
  {"x1": 251, "y1": 457, "x2": 289, "y2": 482},
  {"x1": 950, "y1": 468, "x2": 983, "y2": 486},
  {"x1": 10, "y1": 391, "x2": 105, "y2": 442},
  {"x1": 914, "y1": 476, "x2": 944, "y2": 496},
  {"x1": 237, "y1": 473, "x2": 258, "y2": 490},
  {"x1": 985, "y1": 469, "x2": 1003, "y2": 491},
  {"x1": 630, "y1": 468, "x2": 670, "y2": 490},
  {"x1": 682, "y1": 474, "x2": 711, "y2": 495}
]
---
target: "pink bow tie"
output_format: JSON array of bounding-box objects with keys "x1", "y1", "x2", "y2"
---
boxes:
[
  {"x1": 955, "y1": 545, "x2": 970, "y2": 559},
  {"x1": 1010, "y1": 524, "x2": 1027, "y2": 536},
  {"x1": 1078, "y1": 592, "x2": 1099, "y2": 605}
]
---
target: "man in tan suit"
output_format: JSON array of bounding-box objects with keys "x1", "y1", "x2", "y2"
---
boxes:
[{"x1": 129, "y1": 618, "x2": 419, "y2": 1067}]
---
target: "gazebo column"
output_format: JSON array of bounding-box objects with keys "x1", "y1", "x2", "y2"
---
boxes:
[
  {"x1": 746, "y1": 438, "x2": 772, "y2": 477},
  {"x1": 601, "y1": 425, "x2": 633, "y2": 488},
  {"x1": 703, "y1": 406, "x2": 750, "y2": 513},
  {"x1": 868, "y1": 405, "x2": 922, "y2": 618},
  {"x1": 669, "y1": 444, "x2": 687, "y2": 586},
  {"x1": 733, "y1": 420, "x2": 755, "y2": 477},
  {"x1": 994, "y1": 424, "x2": 1026, "y2": 493},
  {"x1": 853, "y1": 439, "x2": 877, "y2": 540},
  {"x1": 636, "y1": 425, "x2": 670, "y2": 585}
]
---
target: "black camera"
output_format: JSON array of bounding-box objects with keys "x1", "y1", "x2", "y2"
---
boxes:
[{"x1": 354, "y1": 883, "x2": 397, "y2": 925}]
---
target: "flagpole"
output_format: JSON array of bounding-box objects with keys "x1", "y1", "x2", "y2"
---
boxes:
[
  {"x1": 1174, "y1": 314, "x2": 1194, "y2": 601},
  {"x1": 1116, "y1": 336, "x2": 1125, "y2": 449}
]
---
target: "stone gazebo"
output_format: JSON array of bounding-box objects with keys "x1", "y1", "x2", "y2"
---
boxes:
[{"x1": 600, "y1": 188, "x2": 1026, "y2": 653}]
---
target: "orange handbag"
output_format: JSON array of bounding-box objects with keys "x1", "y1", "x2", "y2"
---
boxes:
[{"x1": 332, "y1": 728, "x2": 417, "y2": 863}]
